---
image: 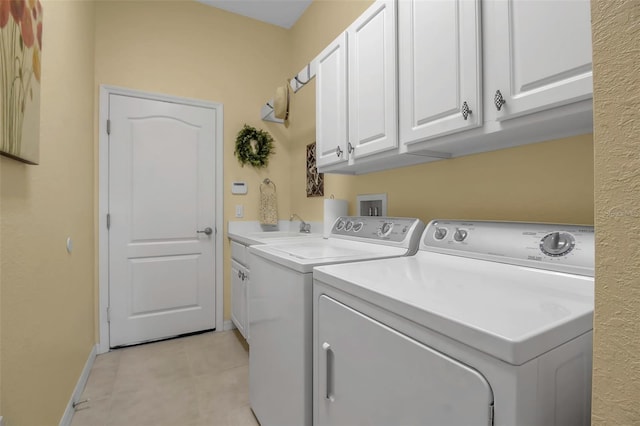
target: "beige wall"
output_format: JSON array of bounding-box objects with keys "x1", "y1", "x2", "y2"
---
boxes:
[
  {"x1": 591, "y1": 0, "x2": 640, "y2": 423},
  {"x1": 2, "y1": 0, "x2": 635, "y2": 424},
  {"x1": 0, "y1": 1, "x2": 97, "y2": 424},
  {"x1": 94, "y1": 0, "x2": 293, "y2": 320},
  {"x1": 287, "y1": 0, "x2": 372, "y2": 217},
  {"x1": 288, "y1": 1, "x2": 594, "y2": 226}
]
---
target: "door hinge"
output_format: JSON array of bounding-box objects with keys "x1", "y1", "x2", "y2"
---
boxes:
[
  {"x1": 106, "y1": 213, "x2": 111, "y2": 230},
  {"x1": 106, "y1": 119, "x2": 111, "y2": 135},
  {"x1": 489, "y1": 403, "x2": 494, "y2": 426},
  {"x1": 107, "y1": 307, "x2": 111, "y2": 323}
]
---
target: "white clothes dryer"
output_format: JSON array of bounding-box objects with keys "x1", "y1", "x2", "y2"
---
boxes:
[
  {"x1": 248, "y1": 216, "x2": 426, "y2": 426},
  {"x1": 312, "y1": 220, "x2": 594, "y2": 426}
]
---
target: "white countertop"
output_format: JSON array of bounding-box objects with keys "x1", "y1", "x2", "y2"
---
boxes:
[{"x1": 228, "y1": 220, "x2": 323, "y2": 246}]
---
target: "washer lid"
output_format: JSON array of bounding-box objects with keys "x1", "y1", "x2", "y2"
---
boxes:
[
  {"x1": 249, "y1": 239, "x2": 410, "y2": 273},
  {"x1": 313, "y1": 251, "x2": 594, "y2": 365}
]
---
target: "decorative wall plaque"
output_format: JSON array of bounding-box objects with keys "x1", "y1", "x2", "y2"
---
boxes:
[{"x1": 306, "y1": 142, "x2": 323, "y2": 197}]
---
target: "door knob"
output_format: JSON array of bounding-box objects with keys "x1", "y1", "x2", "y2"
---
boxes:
[{"x1": 197, "y1": 227, "x2": 213, "y2": 236}]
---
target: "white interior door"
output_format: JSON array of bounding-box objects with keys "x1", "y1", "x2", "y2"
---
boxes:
[{"x1": 108, "y1": 93, "x2": 217, "y2": 347}]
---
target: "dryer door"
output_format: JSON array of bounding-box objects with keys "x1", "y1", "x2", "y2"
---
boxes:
[{"x1": 316, "y1": 295, "x2": 494, "y2": 426}]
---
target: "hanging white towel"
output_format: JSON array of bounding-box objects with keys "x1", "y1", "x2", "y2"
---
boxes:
[{"x1": 259, "y1": 180, "x2": 278, "y2": 226}]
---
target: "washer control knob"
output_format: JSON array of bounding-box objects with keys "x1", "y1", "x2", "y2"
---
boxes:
[
  {"x1": 345, "y1": 221, "x2": 354, "y2": 231},
  {"x1": 353, "y1": 222, "x2": 364, "y2": 232},
  {"x1": 453, "y1": 228, "x2": 468, "y2": 242},
  {"x1": 378, "y1": 222, "x2": 393, "y2": 237},
  {"x1": 335, "y1": 219, "x2": 345, "y2": 230},
  {"x1": 433, "y1": 227, "x2": 448, "y2": 240},
  {"x1": 540, "y1": 232, "x2": 575, "y2": 257}
]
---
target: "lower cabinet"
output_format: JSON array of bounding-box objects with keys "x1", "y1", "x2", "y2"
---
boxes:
[
  {"x1": 231, "y1": 260, "x2": 249, "y2": 341},
  {"x1": 315, "y1": 294, "x2": 493, "y2": 426}
]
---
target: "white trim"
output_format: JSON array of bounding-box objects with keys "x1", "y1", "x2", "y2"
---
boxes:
[
  {"x1": 222, "y1": 320, "x2": 237, "y2": 331},
  {"x1": 98, "y1": 86, "x2": 109, "y2": 354},
  {"x1": 98, "y1": 85, "x2": 224, "y2": 354},
  {"x1": 59, "y1": 344, "x2": 98, "y2": 426}
]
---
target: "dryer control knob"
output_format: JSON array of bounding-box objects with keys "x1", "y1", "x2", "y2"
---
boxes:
[
  {"x1": 434, "y1": 227, "x2": 448, "y2": 240},
  {"x1": 540, "y1": 232, "x2": 575, "y2": 257},
  {"x1": 378, "y1": 222, "x2": 393, "y2": 237},
  {"x1": 454, "y1": 228, "x2": 468, "y2": 242}
]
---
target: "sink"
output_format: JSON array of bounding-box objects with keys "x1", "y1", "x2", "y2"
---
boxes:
[{"x1": 250, "y1": 231, "x2": 311, "y2": 239}]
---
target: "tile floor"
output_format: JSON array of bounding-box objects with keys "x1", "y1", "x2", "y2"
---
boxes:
[{"x1": 70, "y1": 330, "x2": 259, "y2": 426}]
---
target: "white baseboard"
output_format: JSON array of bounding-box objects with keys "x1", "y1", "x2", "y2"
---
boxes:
[
  {"x1": 222, "y1": 320, "x2": 236, "y2": 331},
  {"x1": 59, "y1": 344, "x2": 98, "y2": 426}
]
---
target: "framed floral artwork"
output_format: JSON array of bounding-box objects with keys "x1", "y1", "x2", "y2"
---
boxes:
[{"x1": 1, "y1": 0, "x2": 43, "y2": 164}]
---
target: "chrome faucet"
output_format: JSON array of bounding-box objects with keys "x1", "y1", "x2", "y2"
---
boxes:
[{"x1": 290, "y1": 213, "x2": 311, "y2": 233}]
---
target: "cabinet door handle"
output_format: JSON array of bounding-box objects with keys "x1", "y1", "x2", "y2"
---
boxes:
[
  {"x1": 461, "y1": 101, "x2": 472, "y2": 120},
  {"x1": 335, "y1": 146, "x2": 343, "y2": 158},
  {"x1": 322, "y1": 342, "x2": 335, "y2": 402},
  {"x1": 347, "y1": 142, "x2": 354, "y2": 154},
  {"x1": 494, "y1": 90, "x2": 506, "y2": 111}
]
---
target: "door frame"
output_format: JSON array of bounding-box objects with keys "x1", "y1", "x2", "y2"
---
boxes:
[{"x1": 97, "y1": 85, "x2": 224, "y2": 354}]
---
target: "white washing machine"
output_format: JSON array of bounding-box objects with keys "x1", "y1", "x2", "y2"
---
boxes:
[
  {"x1": 313, "y1": 220, "x2": 594, "y2": 426},
  {"x1": 248, "y1": 216, "x2": 426, "y2": 426}
]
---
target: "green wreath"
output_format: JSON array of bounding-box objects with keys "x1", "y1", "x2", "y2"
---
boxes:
[{"x1": 234, "y1": 124, "x2": 274, "y2": 168}]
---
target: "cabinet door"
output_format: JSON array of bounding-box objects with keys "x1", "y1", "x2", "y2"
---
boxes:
[
  {"x1": 399, "y1": 0, "x2": 481, "y2": 146},
  {"x1": 316, "y1": 295, "x2": 493, "y2": 426},
  {"x1": 231, "y1": 260, "x2": 246, "y2": 339},
  {"x1": 316, "y1": 33, "x2": 349, "y2": 170},
  {"x1": 486, "y1": 0, "x2": 592, "y2": 121},
  {"x1": 243, "y1": 270, "x2": 250, "y2": 342},
  {"x1": 347, "y1": 0, "x2": 398, "y2": 160}
]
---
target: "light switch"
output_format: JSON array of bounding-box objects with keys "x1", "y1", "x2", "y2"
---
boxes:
[{"x1": 235, "y1": 205, "x2": 244, "y2": 218}]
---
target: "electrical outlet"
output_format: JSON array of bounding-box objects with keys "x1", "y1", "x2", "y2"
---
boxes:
[{"x1": 235, "y1": 205, "x2": 244, "y2": 218}]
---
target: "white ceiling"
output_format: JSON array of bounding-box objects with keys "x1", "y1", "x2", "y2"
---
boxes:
[{"x1": 196, "y1": 0, "x2": 313, "y2": 29}]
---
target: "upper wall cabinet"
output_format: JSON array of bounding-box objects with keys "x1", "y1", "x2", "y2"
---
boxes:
[
  {"x1": 315, "y1": 0, "x2": 593, "y2": 174},
  {"x1": 402, "y1": 0, "x2": 593, "y2": 157},
  {"x1": 484, "y1": 0, "x2": 593, "y2": 121},
  {"x1": 317, "y1": 1, "x2": 409, "y2": 174},
  {"x1": 347, "y1": 0, "x2": 398, "y2": 160},
  {"x1": 316, "y1": 33, "x2": 348, "y2": 170},
  {"x1": 398, "y1": 0, "x2": 482, "y2": 145}
]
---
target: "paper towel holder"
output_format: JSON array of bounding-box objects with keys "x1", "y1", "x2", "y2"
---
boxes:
[{"x1": 357, "y1": 193, "x2": 387, "y2": 217}]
